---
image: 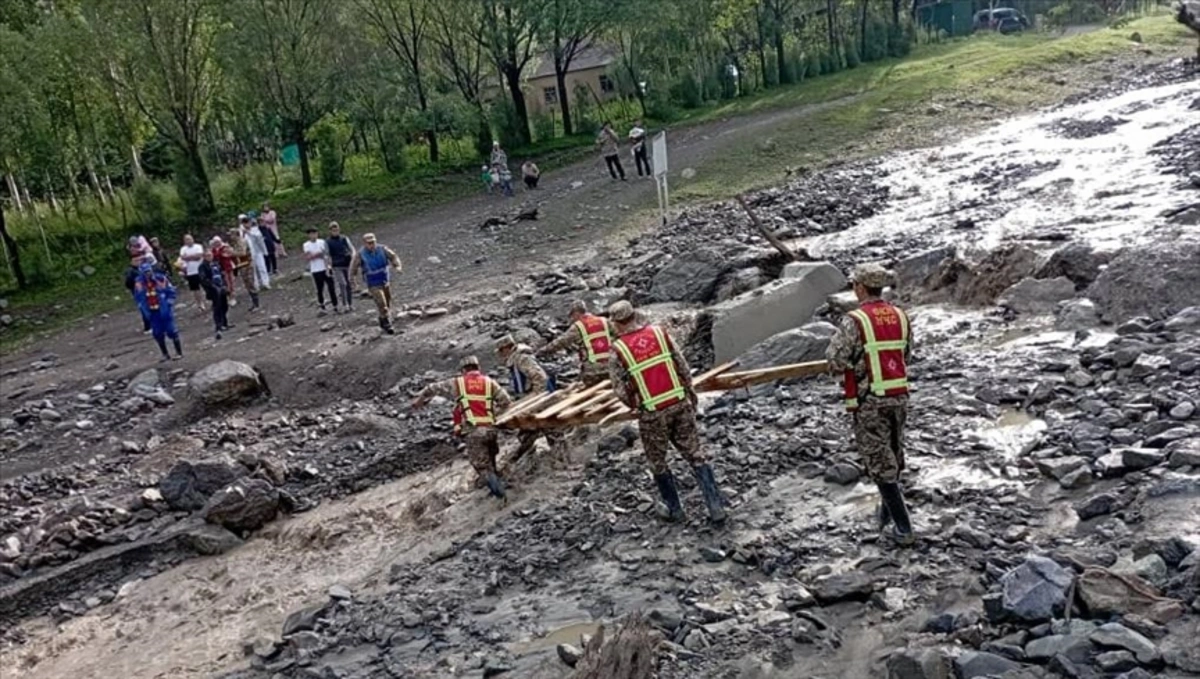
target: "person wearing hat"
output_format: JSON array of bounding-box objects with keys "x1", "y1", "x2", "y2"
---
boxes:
[
  {"x1": 325, "y1": 222, "x2": 355, "y2": 314},
  {"x1": 132, "y1": 258, "x2": 184, "y2": 361},
  {"x1": 349, "y1": 232, "x2": 402, "y2": 333},
  {"x1": 607, "y1": 301, "x2": 726, "y2": 523},
  {"x1": 536, "y1": 300, "x2": 614, "y2": 386},
  {"x1": 497, "y1": 334, "x2": 566, "y2": 467},
  {"x1": 241, "y1": 213, "x2": 270, "y2": 291},
  {"x1": 826, "y1": 262, "x2": 916, "y2": 546},
  {"x1": 412, "y1": 355, "x2": 514, "y2": 498},
  {"x1": 229, "y1": 227, "x2": 262, "y2": 312}
]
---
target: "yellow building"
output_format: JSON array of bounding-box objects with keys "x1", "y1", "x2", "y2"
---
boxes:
[{"x1": 524, "y1": 45, "x2": 618, "y2": 115}]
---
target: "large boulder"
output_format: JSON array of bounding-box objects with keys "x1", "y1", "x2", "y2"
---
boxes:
[
  {"x1": 952, "y1": 244, "x2": 1041, "y2": 306},
  {"x1": 1035, "y1": 242, "x2": 1111, "y2": 289},
  {"x1": 1164, "y1": 306, "x2": 1200, "y2": 333},
  {"x1": 997, "y1": 277, "x2": 1076, "y2": 314},
  {"x1": 128, "y1": 368, "x2": 161, "y2": 393},
  {"x1": 894, "y1": 246, "x2": 955, "y2": 297},
  {"x1": 1087, "y1": 242, "x2": 1200, "y2": 323},
  {"x1": 160, "y1": 458, "x2": 246, "y2": 511},
  {"x1": 189, "y1": 360, "x2": 267, "y2": 405},
  {"x1": 1056, "y1": 298, "x2": 1102, "y2": 330},
  {"x1": 984, "y1": 555, "x2": 1074, "y2": 623},
  {"x1": 650, "y1": 251, "x2": 726, "y2": 303},
  {"x1": 952, "y1": 651, "x2": 1021, "y2": 679},
  {"x1": 710, "y1": 262, "x2": 846, "y2": 363},
  {"x1": 202, "y1": 478, "x2": 281, "y2": 532},
  {"x1": 886, "y1": 648, "x2": 951, "y2": 679},
  {"x1": 736, "y1": 322, "x2": 837, "y2": 370}
]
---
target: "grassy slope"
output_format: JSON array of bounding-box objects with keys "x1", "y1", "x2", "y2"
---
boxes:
[{"x1": 0, "y1": 15, "x2": 1190, "y2": 354}]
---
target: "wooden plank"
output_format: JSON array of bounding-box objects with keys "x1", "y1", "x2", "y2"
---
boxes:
[
  {"x1": 692, "y1": 361, "x2": 739, "y2": 388},
  {"x1": 534, "y1": 380, "x2": 611, "y2": 420},
  {"x1": 557, "y1": 390, "x2": 619, "y2": 419},
  {"x1": 495, "y1": 391, "x2": 560, "y2": 426},
  {"x1": 583, "y1": 397, "x2": 624, "y2": 417},
  {"x1": 598, "y1": 406, "x2": 634, "y2": 425},
  {"x1": 706, "y1": 360, "x2": 829, "y2": 390}
]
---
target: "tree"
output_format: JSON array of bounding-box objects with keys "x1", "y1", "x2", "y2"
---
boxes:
[
  {"x1": 223, "y1": 0, "x2": 343, "y2": 189},
  {"x1": 428, "y1": 0, "x2": 492, "y2": 157},
  {"x1": 90, "y1": 0, "x2": 221, "y2": 219},
  {"x1": 540, "y1": 0, "x2": 609, "y2": 136},
  {"x1": 468, "y1": 0, "x2": 540, "y2": 147},
  {"x1": 762, "y1": 0, "x2": 797, "y2": 85},
  {"x1": 359, "y1": 0, "x2": 441, "y2": 163},
  {"x1": 0, "y1": 208, "x2": 25, "y2": 289}
]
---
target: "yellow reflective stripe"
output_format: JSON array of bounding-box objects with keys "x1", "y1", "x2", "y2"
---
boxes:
[
  {"x1": 849, "y1": 307, "x2": 909, "y2": 397},
  {"x1": 575, "y1": 320, "x2": 612, "y2": 363},
  {"x1": 455, "y1": 376, "x2": 494, "y2": 424},
  {"x1": 844, "y1": 397, "x2": 859, "y2": 410},
  {"x1": 613, "y1": 339, "x2": 655, "y2": 406},
  {"x1": 613, "y1": 327, "x2": 684, "y2": 412}
]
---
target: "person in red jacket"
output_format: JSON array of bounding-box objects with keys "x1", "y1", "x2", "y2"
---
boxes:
[{"x1": 537, "y1": 300, "x2": 614, "y2": 386}]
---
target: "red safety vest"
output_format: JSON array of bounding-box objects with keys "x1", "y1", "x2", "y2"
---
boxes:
[
  {"x1": 843, "y1": 300, "x2": 910, "y2": 411},
  {"x1": 452, "y1": 371, "x2": 495, "y2": 431},
  {"x1": 612, "y1": 325, "x2": 686, "y2": 412},
  {"x1": 574, "y1": 314, "x2": 613, "y2": 364}
]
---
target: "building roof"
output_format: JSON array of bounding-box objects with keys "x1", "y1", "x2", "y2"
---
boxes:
[{"x1": 529, "y1": 44, "x2": 616, "y2": 80}]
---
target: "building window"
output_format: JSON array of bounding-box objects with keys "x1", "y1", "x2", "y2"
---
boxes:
[
  {"x1": 598, "y1": 74, "x2": 615, "y2": 94},
  {"x1": 543, "y1": 86, "x2": 558, "y2": 105}
]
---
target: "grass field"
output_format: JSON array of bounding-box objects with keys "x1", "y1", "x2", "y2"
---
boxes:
[{"x1": 0, "y1": 14, "x2": 1191, "y2": 352}]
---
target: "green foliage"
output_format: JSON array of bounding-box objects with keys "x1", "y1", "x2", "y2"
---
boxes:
[
  {"x1": 572, "y1": 83, "x2": 600, "y2": 136},
  {"x1": 843, "y1": 37, "x2": 861, "y2": 69},
  {"x1": 379, "y1": 118, "x2": 408, "y2": 174},
  {"x1": 532, "y1": 112, "x2": 556, "y2": 144},
  {"x1": 489, "y1": 98, "x2": 526, "y2": 152},
  {"x1": 309, "y1": 113, "x2": 353, "y2": 186},
  {"x1": 670, "y1": 76, "x2": 704, "y2": 109},
  {"x1": 130, "y1": 180, "x2": 167, "y2": 227},
  {"x1": 1047, "y1": 0, "x2": 1107, "y2": 26}
]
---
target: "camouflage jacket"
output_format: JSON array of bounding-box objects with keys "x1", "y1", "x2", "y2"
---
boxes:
[
  {"x1": 416, "y1": 375, "x2": 513, "y2": 433},
  {"x1": 825, "y1": 296, "x2": 914, "y2": 404},
  {"x1": 608, "y1": 324, "x2": 694, "y2": 411},
  {"x1": 505, "y1": 345, "x2": 548, "y2": 394}
]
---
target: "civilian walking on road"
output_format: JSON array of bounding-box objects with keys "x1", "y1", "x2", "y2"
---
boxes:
[
  {"x1": 326, "y1": 221, "x2": 355, "y2": 313},
  {"x1": 349, "y1": 232, "x2": 401, "y2": 335},
  {"x1": 597, "y1": 122, "x2": 626, "y2": 181},
  {"x1": 179, "y1": 234, "x2": 206, "y2": 313},
  {"x1": 629, "y1": 120, "x2": 651, "y2": 177},
  {"x1": 261, "y1": 202, "x2": 285, "y2": 257},
  {"x1": 198, "y1": 249, "x2": 231, "y2": 339},
  {"x1": 303, "y1": 227, "x2": 338, "y2": 315}
]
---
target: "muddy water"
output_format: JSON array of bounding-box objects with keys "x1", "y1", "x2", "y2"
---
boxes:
[{"x1": 813, "y1": 77, "x2": 1200, "y2": 255}]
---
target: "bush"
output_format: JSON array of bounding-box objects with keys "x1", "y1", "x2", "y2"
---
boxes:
[
  {"x1": 532, "y1": 111, "x2": 556, "y2": 143},
  {"x1": 843, "y1": 37, "x2": 861, "y2": 68},
  {"x1": 309, "y1": 113, "x2": 353, "y2": 186},
  {"x1": 131, "y1": 180, "x2": 167, "y2": 228},
  {"x1": 572, "y1": 83, "x2": 600, "y2": 136},
  {"x1": 489, "y1": 98, "x2": 526, "y2": 151},
  {"x1": 669, "y1": 75, "x2": 703, "y2": 109},
  {"x1": 379, "y1": 118, "x2": 408, "y2": 173}
]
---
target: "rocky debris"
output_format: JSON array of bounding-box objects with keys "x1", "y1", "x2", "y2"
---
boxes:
[
  {"x1": 181, "y1": 523, "x2": 244, "y2": 556},
  {"x1": 650, "y1": 250, "x2": 727, "y2": 303},
  {"x1": 568, "y1": 615, "x2": 658, "y2": 679},
  {"x1": 997, "y1": 277, "x2": 1076, "y2": 314},
  {"x1": 160, "y1": 458, "x2": 247, "y2": 511},
  {"x1": 886, "y1": 648, "x2": 951, "y2": 679},
  {"x1": 1090, "y1": 622, "x2": 1160, "y2": 665},
  {"x1": 202, "y1": 479, "x2": 281, "y2": 533},
  {"x1": 1035, "y1": 243, "x2": 1111, "y2": 290},
  {"x1": 1087, "y1": 242, "x2": 1200, "y2": 323},
  {"x1": 1056, "y1": 298, "x2": 1102, "y2": 330},
  {"x1": 984, "y1": 556, "x2": 1075, "y2": 623},
  {"x1": 189, "y1": 360, "x2": 267, "y2": 406},
  {"x1": 922, "y1": 244, "x2": 1041, "y2": 307},
  {"x1": 952, "y1": 650, "x2": 1021, "y2": 678},
  {"x1": 1076, "y1": 568, "x2": 1183, "y2": 624},
  {"x1": 1049, "y1": 115, "x2": 1129, "y2": 139},
  {"x1": 735, "y1": 321, "x2": 837, "y2": 370}
]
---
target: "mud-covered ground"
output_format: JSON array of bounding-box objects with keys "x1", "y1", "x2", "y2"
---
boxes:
[{"x1": 1, "y1": 53, "x2": 1199, "y2": 679}]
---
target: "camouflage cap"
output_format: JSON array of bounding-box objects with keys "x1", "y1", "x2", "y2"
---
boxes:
[
  {"x1": 851, "y1": 262, "x2": 894, "y2": 289},
  {"x1": 496, "y1": 334, "x2": 516, "y2": 351},
  {"x1": 569, "y1": 299, "x2": 588, "y2": 315},
  {"x1": 608, "y1": 300, "x2": 636, "y2": 323},
  {"x1": 459, "y1": 355, "x2": 480, "y2": 370}
]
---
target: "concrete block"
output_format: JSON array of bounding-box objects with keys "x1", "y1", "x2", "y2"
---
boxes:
[{"x1": 711, "y1": 261, "x2": 846, "y2": 363}]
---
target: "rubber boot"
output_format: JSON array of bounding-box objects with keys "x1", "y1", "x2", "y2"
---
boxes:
[
  {"x1": 172, "y1": 337, "x2": 183, "y2": 359},
  {"x1": 154, "y1": 335, "x2": 170, "y2": 361},
  {"x1": 693, "y1": 464, "x2": 727, "y2": 524},
  {"x1": 876, "y1": 484, "x2": 893, "y2": 530},
  {"x1": 653, "y1": 472, "x2": 685, "y2": 522},
  {"x1": 878, "y1": 482, "x2": 915, "y2": 546},
  {"x1": 249, "y1": 291, "x2": 260, "y2": 311},
  {"x1": 484, "y1": 473, "x2": 507, "y2": 499}
]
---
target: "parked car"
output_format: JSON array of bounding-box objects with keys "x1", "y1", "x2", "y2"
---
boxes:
[{"x1": 972, "y1": 8, "x2": 1031, "y2": 33}]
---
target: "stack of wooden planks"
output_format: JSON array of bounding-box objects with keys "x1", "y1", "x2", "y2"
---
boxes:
[{"x1": 496, "y1": 360, "x2": 830, "y2": 430}]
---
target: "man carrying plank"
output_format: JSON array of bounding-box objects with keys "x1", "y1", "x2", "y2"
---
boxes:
[
  {"x1": 607, "y1": 301, "x2": 726, "y2": 524},
  {"x1": 412, "y1": 356, "x2": 514, "y2": 499},
  {"x1": 537, "y1": 300, "x2": 614, "y2": 386},
  {"x1": 498, "y1": 335, "x2": 567, "y2": 467},
  {"x1": 826, "y1": 263, "x2": 916, "y2": 546}
]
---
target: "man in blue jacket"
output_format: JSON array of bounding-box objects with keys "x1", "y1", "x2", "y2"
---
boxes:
[
  {"x1": 349, "y1": 233, "x2": 401, "y2": 334},
  {"x1": 133, "y1": 260, "x2": 184, "y2": 361}
]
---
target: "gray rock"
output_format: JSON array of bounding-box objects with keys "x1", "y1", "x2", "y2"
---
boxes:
[
  {"x1": 188, "y1": 360, "x2": 267, "y2": 406},
  {"x1": 1037, "y1": 242, "x2": 1110, "y2": 289},
  {"x1": 1125, "y1": 554, "x2": 1169, "y2": 588},
  {"x1": 997, "y1": 276, "x2": 1076, "y2": 314},
  {"x1": 556, "y1": 643, "x2": 582, "y2": 667},
  {"x1": 328, "y1": 585, "x2": 352, "y2": 600},
  {"x1": 1121, "y1": 448, "x2": 1167, "y2": 470},
  {"x1": 159, "y1": 458, "x2": 246, "y2": 511},
  {"x1": 651, "y1": 251, "x2": 726, "y2": 303},
  {"x1": 1065, "y1": 367, "x2": 1094, "y2": 387},
  {"x1": 713, "y1": 267, "x2": 768, "y2": 303},
  {"x1": 986, "y1": 555, "x2": 1075, "y2": 623},
  {"x1": 1130, "y1": 353, "x2": 1171, "y2": 379},
  {"x1": 823, "y1": 462, "x2": 861, "y2": 485},
  {"x1": 1075, "y1": 493, "x2": 1118, "y2": 520},
  {"x1": 1090, "y1": 623, "x2": 1160, "y2": 665},
  {"x1": 128, "y1": 368, "x2": 160, "y2": 393},
  {"x1": 1059, "y1": 466, "x2": 1094, "y2": 489},
  {"x1": 811, "y1": 572, "x2": 874, "y2": 604},
  {"x1": 1095, "y1": 650, "x2": 1138, "y2": 673},
  {"x1": 735, "y1": 322, "x2": 838, "y2": 370},
  {"x1": 886, "y1": 647, "x2": 951, "y2": 679},
  {"x1": 281, "y1": 603, "x2": 327, "y2": 636},
  {"x1": 1169, "y1": 402, "x2": 1195, "y2": 420},
  {"x1": 1035, "y1": 456, "x2": 1089, "y2": 481},
  {"x1": 1056, "y1": 298, "x2": 1102, "y2": 330},
  {"x1": 1145, "y1": 425, "x2": 1197, "y2": 448},
  {"x1": 180, "y1": 523, "x2": 244, "y2": 556},
  {"x1": 1167, "y1": 439, "x2": 1200, "y2": 468},
  {"x1": 1024, "y1": 634, "x2": 1094, "y2": 663},
  {"x1": 1087, "y1": 242, "x2": 1200, "y2": 324},
  {"x1": 952, "y1": 651, "x2": 1021, "y2": 678},
  {"x1": 1164, "y1": 306, "x2": 1200, "y2": 332},
  {"x1": 202, "y1": 479, "x2": 281, "y2": 532},
  {"x1": 894, "y1": 246, "x2": 955, "y2": 295}
]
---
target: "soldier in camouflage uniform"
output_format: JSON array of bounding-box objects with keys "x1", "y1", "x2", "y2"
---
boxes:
[
  {"x1": 497, "y1": 335, "x2": 567, "y2": 466},
  {"x1": 228, "y1": 229, "x2": 262, "y2": 311},
  {"x1": 826, "y1": 262, "x2": 915, "y2": 545},
  {"x1": 537, "y1": 300, "x2": 613, "y2": 386},
  {"x1": 608, "y1": 301, "x2": 726, "y2": 523},
  {"x1": 412, "y1": 355, "x2": 514, "y2": 498}
]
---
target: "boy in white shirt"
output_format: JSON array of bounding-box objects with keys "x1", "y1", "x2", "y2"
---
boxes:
[
  {"x1": 303, "y1": 227, "x2": 338, "y2": 314},
  {"x1": 179, "y1": 234, "x2": 206, "y2": 312}
]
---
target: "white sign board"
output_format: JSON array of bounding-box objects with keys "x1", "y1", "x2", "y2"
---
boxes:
[{"x1": 651, "y1": 131, "x2": 668, "y2": 178}]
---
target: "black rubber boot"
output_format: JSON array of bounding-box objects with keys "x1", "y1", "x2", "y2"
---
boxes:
[
  {"x1": 484, "y1": 473, "x2": 507, "y2": 499},
  {"x1": 693, "y1": 464, "x2": 727, "y2": 524},
  {"x1": 653, "y1": 472, "x2": 685, "y2": 522},
  {"x1": 876, "y1": 483, "x2": 893, "y2": 530},
  {"x1": 172, "y1": 337, "x2": 183, "y2": 358},
  {"x1": 878, "y1": 482, "x2": 915, "y2": 546},
  {"x1": 154, "y1": 335, "x2": 170, "y2": 361}
]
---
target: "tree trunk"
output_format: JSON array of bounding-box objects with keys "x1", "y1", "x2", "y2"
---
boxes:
[
  {"x1": 5, "y1": 173, "x2": 24, "y2": 214},
  {"x1": 0, "y1": 209, "x2": 26, "y2": 289},
  {"x1": 861, "y1": 0, "x2": 870, "y2": 62},
  {"x1": 503, "y1": 65, "x2": 532, "y2": 146},
  {"x1": 131, "y1": 144, "x2": 146, "y2": 181},
  {"x1": 827, "y1": 0, "x2": 840, "y2": 64},
  {"x1": 87, "y1": 162, "x2": 108, "y2": 206},
  {"x1": 893, "y1": 0, "x2": 902, "y2": 24},
  {"x1": 178, "y1": 140, "x2": 217, "y2": 218},
  {"x1": 774, "y1": 23, "x2": 789, "y2": 84},
  {"x1": 295, "y1": 122, "x2": 313, "y2": 189},
  {"x1": 556, "y1": 66, "x2": 573, "y2": 136}
]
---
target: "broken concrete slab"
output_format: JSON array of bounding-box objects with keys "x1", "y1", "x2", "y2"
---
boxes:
[{"x1": 710, "y1": 261, "x2": 846, "y2": 363}]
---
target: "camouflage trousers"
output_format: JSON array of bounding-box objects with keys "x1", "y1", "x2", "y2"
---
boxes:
[
  {"x1": 463, "y1": 427, "x2": 500, "y2": 479},
  {"x1": 237, "y1": 265, "x2": 259, "y2": 294},
  {"x1": 513, "y1": 428, "x2": 567, "y2": 466},
  {"x1": 852, "y1": 397, "x2": 908, "y2": 483},
  {"x1": 579, "y1": 361, "x2": 608, "y2": 387},
  {"x1": 638, "y1": 400, "x2": 707, "y2": 475}
]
